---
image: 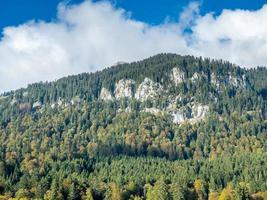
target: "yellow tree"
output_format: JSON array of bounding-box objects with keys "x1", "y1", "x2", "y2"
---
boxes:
[
  {"x1": 105, "y1": 182, "x2": 123, "y2": 200},
  {"x1": 194, "y1": 179, "x2": 207, "y2": 200},
  {"x1": 84, "y1": 188, "x2": 94, "y2": 200},
  {"x1": 218, "y1": 185, "x2": 236, "y2": 200}
]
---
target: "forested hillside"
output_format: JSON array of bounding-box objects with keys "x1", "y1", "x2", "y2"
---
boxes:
[{"x1": 0, "y1": 53, "x2": 267, "y2": 200}]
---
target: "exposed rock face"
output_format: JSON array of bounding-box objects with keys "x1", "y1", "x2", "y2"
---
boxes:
[
  {"x1": 143, "y1": 107, "x2": 162, "y2": 115},
  {"x1": 10, "y1": 98, "x2": 17, "y2": 105},
  {"x1": 241, "y1": 75, "x2": 247, "y2": 87},
  {"x1": 190, "y1": 72, "x2": 207, "y2": 82},
  {"x1": 228, "y1": 74, "x2": 247, "y2": 88},
  {"x1": 71, "y1": 96, "x2": 81, "y2": 105},
  {"x1": 211, "y1": 73, "x2": 220, "y2": 87},
  {"x1": 49, "y1": 96, "x2": 81, "y2": 109},
  {"x1": 171, "y1": 104, "x2": 209, "y2": 124},
  {"x1": 192, "y1": 104, "x2": 209, "y2": 120},
  {"x1": 171, "y1": 67, "x2": 185, "y2": 85},
  {"x1": 135, "y1": 78, "x2": 163, "y2": 101},
  {"x1": 50, "y1": 98, "x2": 63, "y2": 109},
  {"x1": 99, "y1": 87, "x2": 113, "y2": 100},
  {"x1": 211, "y1": 73, "x2": 247, "y2": 88},
  {"x1": 99, "y1": 77, "x2": 186, "y2": 102},
  {"x1": 58, "y1": 98, "x2": 63, "y2": 107},
  {"x1": 114, "y1": 79, "x2": 135, "y2": 99},
  {"x1": 51, "y1": 103, "x2": 56, "y2": 109},
  {"x1": 190, "y1": 73, "x2": 200, "y2": 82},
  {"x1": 172, "y1": 109, "x2": 188, "y2": 124},
  {"x1": 166, "y1": 95, "x2": 183, "y2": 110},
  {"x1": 33, "y1": 101, "x2": 42, "y2": 109}
]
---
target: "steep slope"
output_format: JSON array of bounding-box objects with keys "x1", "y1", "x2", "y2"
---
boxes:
[{"x1": 0, "y1": 54, "x2": 267, "y2": 199}]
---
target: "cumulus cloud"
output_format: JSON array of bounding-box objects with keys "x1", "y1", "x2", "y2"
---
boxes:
[
  {"x1": 190, "y1": 5, "x2": 267, "y2": 67},
  {"x1": 0, "y1": 0, "x2": 267, "y2": 92}
]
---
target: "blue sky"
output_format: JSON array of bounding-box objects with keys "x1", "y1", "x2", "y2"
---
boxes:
[
  {"x1": 113, "y1": 0, "x2": 267, "y2": 24},
  {"x1": 0, "y1": 0, "x2": 267, "y2": 92},
  {"x1": 0, "y1": 0, "x2": 266, "y2": 32}
]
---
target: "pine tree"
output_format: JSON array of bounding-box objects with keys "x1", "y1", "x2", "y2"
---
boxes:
[
  {"x1": 153, "y1": 178, "x2": 170, "y2": 200},
  {"x1": 171, "y1": 183, "x2": 185, "y2": 200},
  {"x1": 68, "y1": 183, "x2": 78, "y2": 200},
  {"x1": 105, "y1": 182, "x2": 122, "y2": 200}
]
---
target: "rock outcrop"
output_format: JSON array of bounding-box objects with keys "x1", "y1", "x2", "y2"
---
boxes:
[
  {"x1": 211, "y1": 73, "x2": 220, "y2": 87},
  {"x1": 171, "y1": 67, "x2": 185, "y2": 85},
  {"x1": 172, "y1": 109, "x2": 189, "y2": 124},
  {"x1": 190, "y1": 72, "x2": 207, "y2": 82},
  {"x1": 71, "y1": 96, "x2": 81, "y2": 105},
  {"x1": 135, "y1": 78, "x2": 163, "y2": 101},
  {"x1": 211, "y1": 72, "x2": 247, "y2": 88},
  {"x1": 99, "y1": 78, "x2": 165, "y2": 102},
  {"x1": 171, "y1": 103, "x2": 209, "y2": 124},
  {"x1": 142, "y1": 107, "x2": 162, "y2": 115},
  {"x1": 99, "y1": 87, "x2": 113, "y2": 100},
  {"x1": 114, "y1": 79, "x2": 135, "y2": 99},
  {"x1": 33, "y1": 101, "x2": 42, "y2": 109},
  {"x1": 228, "y1": 74, "x2": 247, "y2": 88},
  {"x1": 57, "y1": 98, "x2": 63, "y2": 107},
  {"x1": 190, "y1": 73, "x2": 200, "y2": 82},
  {"x1": 191, "y1": 104, "x2": 209, "y2": 122}
]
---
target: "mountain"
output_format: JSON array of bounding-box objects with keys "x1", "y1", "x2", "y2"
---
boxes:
[{"x1": 0, "y1": 53, "x2": 267, "y2": 199}]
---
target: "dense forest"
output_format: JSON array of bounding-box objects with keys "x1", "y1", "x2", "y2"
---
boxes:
[{"x1": 0, "y1": 53, "x2": 267, "y2": 199}]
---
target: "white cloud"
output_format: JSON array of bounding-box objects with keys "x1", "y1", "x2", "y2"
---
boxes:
[
  {"x1": 190, "y1": 5, "x2": 267, "y2": 67},
  {"x1": 0, "y1": 0, "x2": 267, "y2": 92},
  {"x1": 179, "y1": 1, "x2": 201, "y2": 29}
]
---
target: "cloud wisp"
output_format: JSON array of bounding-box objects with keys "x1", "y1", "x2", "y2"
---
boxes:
[{"x1": 0, "y1": 0, "x2": 267, "y2": 92}]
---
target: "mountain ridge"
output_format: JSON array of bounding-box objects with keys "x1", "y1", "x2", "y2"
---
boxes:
[
  {"x1": 0, "y1": 53, "x2": 251, "y2": 96},
  {"x1": 0, "y1": 53, "x2": 267, "y2": 199},
  {"x1": 1, "y1": 53, "x2": 257, "y2": 100},
  {"x1": 1, "y1": 53, "x2": 260, "y2": 126}
]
